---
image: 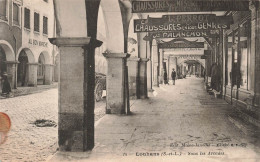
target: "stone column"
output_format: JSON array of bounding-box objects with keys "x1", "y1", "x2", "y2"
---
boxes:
[
  {"x1": 152, "y1": 43, "x2": 159, "y2": 87},
  {"x1": 147, "y1": 42, "x2": 153, "y2": 91},
  {"x1": 103, "y1": 53, "x2": 130, "y2": 114},
  {"x1": 159, "y1": 49, "x2": 164, "y2": 84},
  {"x1": 139, "y1": 58, "x2": 149, "y2": 99},
  {"x1": 44, "y1": 64, "x2": 53, "y2": 85},
  {"x1": 5, "y1": 61, "x2": 18, "y2": 89},
  {"x1": 127, "y1": 57, "x2": 140, "y2": 99},
  {"x1": 254, "y1": 2, "x2": 260, "y2": 107},
  {"x1": 49, "y1": 37, "x2": 102, "y2": 151},
  {"x1": 27, "y1": 63, "x2": 38, "y2": 87},
  {"x1": 248, "y1": 2, "x2": 258, "y2": 108}
]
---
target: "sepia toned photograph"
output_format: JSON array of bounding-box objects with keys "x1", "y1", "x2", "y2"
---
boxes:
[{"x1": 0, "y1": 0, "x2": 259, "y2": 161}]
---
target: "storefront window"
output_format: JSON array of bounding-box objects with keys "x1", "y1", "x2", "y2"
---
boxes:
[
  {"x1": 227, "y1": 33, "x2": 232, "y2": 86},
  {"x1": 226, "y1": 20, "x2": 250, "y2": 89}
]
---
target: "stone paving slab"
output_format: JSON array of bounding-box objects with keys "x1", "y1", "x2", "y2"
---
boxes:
[{"x1": 49, "y1": 78, "x2": 259, "y2": 162}]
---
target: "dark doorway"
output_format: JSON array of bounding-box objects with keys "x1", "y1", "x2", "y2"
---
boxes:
[
  {"x1": 17, "y1": 50, "x2": 28, "y2": 86},
  {"x1": 0, "y1": 45, "x2": 7, "y2": 75}
]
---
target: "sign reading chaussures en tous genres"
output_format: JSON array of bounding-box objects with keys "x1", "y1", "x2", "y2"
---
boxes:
[{"x1": 134, "y1": 14, "x2": 233, "y2": 33}]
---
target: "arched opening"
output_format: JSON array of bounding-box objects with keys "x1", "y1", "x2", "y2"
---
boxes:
[
  {"x1": 37, "y1": 53, "x2": 45, "y2": 85},
  {"x1": 182, "y1": 60, "x2": 205, "y2": 78},
  {"x1": 0, "y1": 45, "x2": 7, "y2": 75},
  {"x1": 17, "y1": 50, "x2": 29, "y2": 86},
  {"x1": 0, "y1": 41, "x2": 15, "y2": 91},
  {"x1": 17, "y1": 48, "x2": 35, "y2": 87}
]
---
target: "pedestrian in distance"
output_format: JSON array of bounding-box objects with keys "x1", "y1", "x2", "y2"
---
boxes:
[
  {"x1": 1, "y1": 72, "x2": 12, "y2": 97},
  {"x1": 163, "y1": 70, "x2": 169, "y2": 85},
  {"x1": 171, "y1": 68, "x2": 176, "y2": 85}
]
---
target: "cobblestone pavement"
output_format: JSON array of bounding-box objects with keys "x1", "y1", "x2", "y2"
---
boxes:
[{"x1": 0, "y1": 88, "x2": 106, "y2": 162}]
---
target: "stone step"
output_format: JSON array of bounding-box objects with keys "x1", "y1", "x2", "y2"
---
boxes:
[
  {"x1": 228, "y1": 112, "x2": 259, "y2": 137},
  {"x1": 235, "y1": 107, "x2": 260, "y2": 128}
]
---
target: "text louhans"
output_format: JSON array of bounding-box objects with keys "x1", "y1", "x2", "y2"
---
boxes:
[{"x1": 134, "y1": 22, "x2": 228, "y2": 32}]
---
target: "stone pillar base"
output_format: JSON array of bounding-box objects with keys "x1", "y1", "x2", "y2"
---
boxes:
[
  {"x1": 103, "y1": 53, "x2": 130, "y2": 114},
  {"x1": 127, "y1": 57, "x2": 140, "y2": 100}
]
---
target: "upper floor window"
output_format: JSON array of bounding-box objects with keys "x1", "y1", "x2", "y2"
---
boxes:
[
  {"x1": 34, "y1": 12, "x2": 40, "y2": 32},
  {"x1": 43, "y1": 0, "x2": 48, "y2": 2},
  {"x1": 43, "y1": 16, "x2": 48, "y2": 35},
  {"x1": 24, "y1": 8, "x2": 30, "y2": 29},
  {"x1": 13, "y1": 3, "x2": 20, "y2": 26},
  {"x1": 0, "y1": 0, "x2": 8, "y2": 21}
]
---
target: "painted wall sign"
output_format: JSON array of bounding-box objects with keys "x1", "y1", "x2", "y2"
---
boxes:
[
  {"x1": 29, "y1": 39, "x2": 48, "y2": 47},
  {"x1": 134, "y1": 16, "x2": 231, "y2": 33},
  {"x1": 132, "y1": 0, "x2": 249, "y2": 13}
]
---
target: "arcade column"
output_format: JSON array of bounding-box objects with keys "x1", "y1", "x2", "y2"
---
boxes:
[
  {"x1": 5, "y1": 61, "x2": 18, "y2": 88},
  {"x1": 27, "y1": 63, "x2": 38, "y2": 87},
  {"x1": 103, "y1": 53, "x2": 130, "y2": 114},
  {"x1": 139, "y1": 58, "x2": 149, "y2": 99},
  {"x1": 44, "y1": 64, "x2": 53, "y2": 85},
  {"x1": 152, "y1": 43, "x2": 159, "y2": 87},
  {"x1": 127, "y1": 57, "x2": 140, "y2": 99},
  {"x1": 249, "y1": 1, "x2": 260, "y2": 109},
  {"x1": 49, "y1": 37, "x2": 102, "y2": 151}
]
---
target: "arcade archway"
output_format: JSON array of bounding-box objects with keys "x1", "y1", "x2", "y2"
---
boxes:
[
  {"x1": 0, "y1": 41, "x2": 16, "y2": 91},
  {"x1": 17, "y1": 48, "x2": 35, "y2": 86},
  {"x1": 37, "y1": 51, "x2": 52, "y2": 85}
]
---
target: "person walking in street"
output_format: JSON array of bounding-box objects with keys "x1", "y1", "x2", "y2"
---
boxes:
[
  {"x1": 1, "y1": 72, "x2": 12, "y2": 97},
  {"x1": 163, "y1": 70, "x2": 169, "y2": 85},
  {"x1": 171, "y1": 68, "x2": 176, "y2": 85}
]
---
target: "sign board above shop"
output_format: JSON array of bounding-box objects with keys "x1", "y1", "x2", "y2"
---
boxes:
[
  {"x1": 158, "y1": 38, "x2": 204, "y2": 48},
  {"x1": 132, "y1": 0, "x2": 249, "y2": 13},
  {"x1": 146, "y1": 30, "x2": 219, "y2": 39},
  {"x1": 134, "y1": 14, "x2": 233, "y2": 33}
]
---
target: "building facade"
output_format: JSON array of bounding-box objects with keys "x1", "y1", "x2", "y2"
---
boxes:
[
  {"x1": 0, "y1": 0, "x2": 57, "y2": 92},
  {"x1": 0, "y1": 0, "x2": 23, "y2": 90}
]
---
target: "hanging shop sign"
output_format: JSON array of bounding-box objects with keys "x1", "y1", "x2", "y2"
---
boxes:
[
  {"x1": 158, "y1": 38, "x2": 204, "y2": 48},
  {"x1": 134, "y1": 15, "x2": 232, "y2": 33},
  {"x1": 147, "y1": 30, "x2": 219, "y2": 39},
  {"x1": 132, "y1": 0, "x2": 249, "y2": 13},
  {"x1": 170, "y1": 48, "x2": 204, "y2": 51}
]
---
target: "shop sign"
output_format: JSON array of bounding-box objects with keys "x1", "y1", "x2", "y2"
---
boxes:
[
  {"x1": 147, "y1": 30, "x2": 219, "y2": 39},
  {"x1": 158, "y1": 40, "x2": 204, "y2": 48},
  {"x1": 134, "y1": 16, "x2": 232, "y2": 33},
  {"x1": 170, "y1": 48, "x2": 204, "y2": 51},
  {"x1": 29, "y1": 39, "x2": 48, "y2": 47},
  {"x1": 132, "y1": 0, "x2": 249, "y2": 13}
]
